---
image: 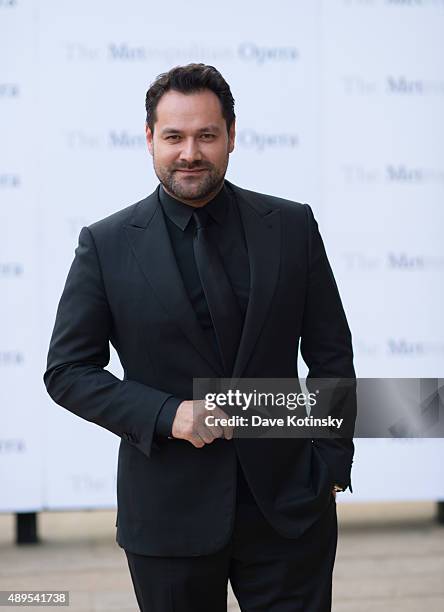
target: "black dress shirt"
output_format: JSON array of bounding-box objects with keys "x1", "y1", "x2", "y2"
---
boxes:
[{"x1": 154, "y1": 180, "x2": 250, "y2": 437}]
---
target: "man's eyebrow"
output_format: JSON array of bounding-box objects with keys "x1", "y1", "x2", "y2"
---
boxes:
[
  {"x1": 198, "y1": 124, "x2": 221, "y2": 133},
  {"x1": 160, "y1": 127, "x2": 181, "y2": 135},
  {"x1": 160, "y1": 125, "x2": 221, "y2": 135}
]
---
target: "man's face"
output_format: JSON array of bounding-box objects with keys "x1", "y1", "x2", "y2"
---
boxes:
[{"x1": 145, "y1": 89, "x2": 235, "y2": 206}]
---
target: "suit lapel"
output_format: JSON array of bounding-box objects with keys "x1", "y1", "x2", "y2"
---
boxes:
[
  {"x1": 124, "y1": 187, "x2": 224, "y2": 376},
  {"x1": 227, "y1": 182, "x2": 281, "y2": 378}
]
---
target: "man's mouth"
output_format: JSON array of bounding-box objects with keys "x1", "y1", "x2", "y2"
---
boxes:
[{"x1": 175, "y1": 168, "x2": 207, "y2": 174}]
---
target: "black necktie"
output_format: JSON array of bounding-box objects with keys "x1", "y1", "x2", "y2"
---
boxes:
[{"x1": 193, "y1": 207, "x2": 242, "y2": 376}]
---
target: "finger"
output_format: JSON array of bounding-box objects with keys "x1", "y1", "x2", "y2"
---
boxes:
[
  {"x1": 223, "y1": 425, "x2": 234, "y2": 440},
  {"x1": 211, "y1": 408, "x2": 233, "y2": 440},
  {"x1": 208, "y1": 424, "x2": 224, "y2": 439},
  {"x1": 196, "y1": 424, "x2": 216, "y2": 445},
  {"x1": 189, "y1": 433, "x2": 205, "y2": 448}
]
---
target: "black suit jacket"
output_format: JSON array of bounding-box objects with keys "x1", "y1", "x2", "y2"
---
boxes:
[{"x1": 44, "y1": 180, "x2": 356, "y2": 556}]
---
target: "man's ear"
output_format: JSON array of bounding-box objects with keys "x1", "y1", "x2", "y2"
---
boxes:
[
  {"x1": 228, "y1": 119, "x2": 236, "y2": 154},
  {"x1": 145, "y1": 123, "x2": 154, "y2": 156}
]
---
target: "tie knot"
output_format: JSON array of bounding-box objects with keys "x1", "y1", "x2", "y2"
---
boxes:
[{"x1": 193, "y1": 208, "x2": 210, "y2": 230}]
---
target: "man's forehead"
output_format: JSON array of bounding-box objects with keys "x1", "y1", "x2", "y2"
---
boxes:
[{"x1": 155, "y1": 90, "x2": 225, "y2": 123}]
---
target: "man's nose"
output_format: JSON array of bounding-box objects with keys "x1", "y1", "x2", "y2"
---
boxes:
[{"x1": 179, "y1": 138, "x2": 202, "y2": 164}]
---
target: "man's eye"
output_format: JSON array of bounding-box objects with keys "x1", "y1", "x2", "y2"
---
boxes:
[
  {"x1": 166, "y1": 135, "x2": 180, "y2": 141},
  {"x1": 201, "y1": 133, "x2": 215, "y2": 139}
]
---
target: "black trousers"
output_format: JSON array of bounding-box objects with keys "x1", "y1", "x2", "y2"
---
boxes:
[{"x1": 125, "y1": 462, "x2": 338, "y2": 612}]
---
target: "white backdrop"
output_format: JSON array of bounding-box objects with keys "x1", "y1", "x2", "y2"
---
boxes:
[{"x1": 1, "y1": 0, "x2": 443, "y2": 512}]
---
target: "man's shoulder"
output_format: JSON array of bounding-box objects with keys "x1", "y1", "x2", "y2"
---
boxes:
[
  {"x1": 227, "y1": 180, "x2": 307, "y2": 218},
  {"x1": 86, "y1": 190, "x2": 156, "y2": 239}
]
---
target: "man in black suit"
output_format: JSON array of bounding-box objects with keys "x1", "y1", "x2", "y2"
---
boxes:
[{"x1": 44, "y1": 63, "x2": 355, "y2": 611}]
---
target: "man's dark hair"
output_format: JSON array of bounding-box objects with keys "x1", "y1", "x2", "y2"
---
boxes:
[{"x1": 145, "y1": 63, "x2": 235, "y2": 133}]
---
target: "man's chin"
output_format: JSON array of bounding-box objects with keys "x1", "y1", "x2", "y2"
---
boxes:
[
  {"x1": 171, "y1": 179, "x2": 220, "y2": 202},
  {"x1": 172, "y1": 186, "x2": 206, "y2": 201}
]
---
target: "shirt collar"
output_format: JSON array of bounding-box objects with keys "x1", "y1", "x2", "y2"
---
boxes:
[{"x1": 158, "y1": 181, "x2": 230, "y2": 231}]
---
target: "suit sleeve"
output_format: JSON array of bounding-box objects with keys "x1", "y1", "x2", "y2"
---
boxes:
[
  {"x1": 300, "y1": 204, "x2": 357, "y2": 492},
  {"x1": 43, "y1": 226, "x2": 175, "y2": 458},
  {"x1": 154, "y1": 396, "x2": 183, "y2": 437}
]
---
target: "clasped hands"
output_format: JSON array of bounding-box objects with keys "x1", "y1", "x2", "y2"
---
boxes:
[{"x1": 172, "y1": 400, "x2": 233, "y2": 448}]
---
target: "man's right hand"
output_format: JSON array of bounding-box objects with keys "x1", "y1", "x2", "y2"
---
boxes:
[{"x1": 171, "y1": 400, "x2": 233, "y2": 448}]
